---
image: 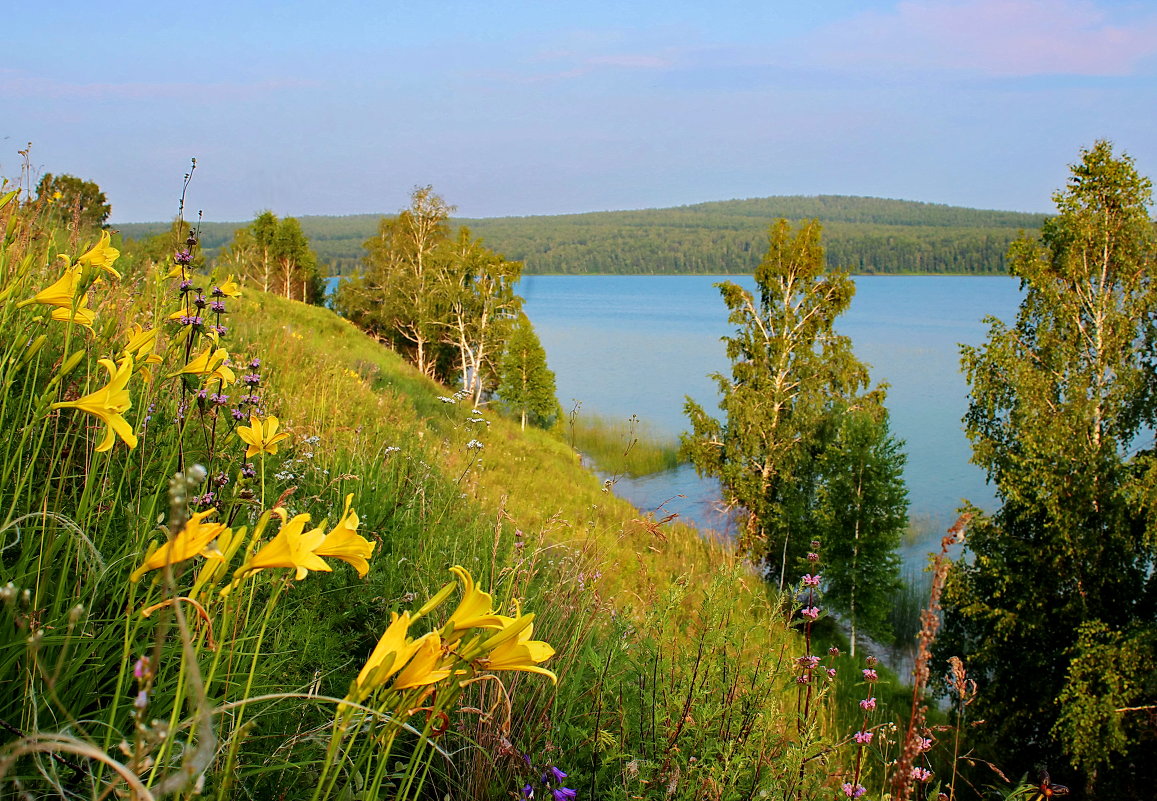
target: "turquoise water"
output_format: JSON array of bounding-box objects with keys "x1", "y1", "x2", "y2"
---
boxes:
[{"x1": 519, "y1": 275, "x2": 1022, "y2": 551}]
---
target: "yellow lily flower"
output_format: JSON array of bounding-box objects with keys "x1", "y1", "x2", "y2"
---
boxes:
[
  {"x1": 314, "y1": 494, "x2": 375, "y2": 578},
  {"x1": 49, "y1": 298, "x2": 95, "y2": 331},
  {"x1": 130, "y1": 509, "x2": 227, "y2": 582},
  {"x1": 356, "y1": 612, "x2": 423, "y2": 691},
  {"x1": 392, "y1": 631, "x2": 451, "y2": 690},
  {"x1": 478, "y1": 617, "x2": 556, "y2": 684},
  {"x1": 77, "y1": 230, "x2": 121, "y2": 279},
  {"x1": 233, "y1": 513, "x2": 330, "y2": 581},
  {"x1": 237, "y1": 414, "x2": 290, "y2": 459},
  {"x1": 213, "y1": 275, "x2": 241, "y2": 297},
  {"x1": 51, "y1": 356, "x2": 136, "y2": 452},
  {"x1": 121, "y1": 325, "x2": 163, "y2": 382},
  {"x1": 173, "y1": 346, "x2": 228, "y2": 378},
  {"x1": 17, "y1": 261, "x2": 82, "y2": 309},
  {"x1": 442, "y1": 565, "x2": 507, "y2": 640}
]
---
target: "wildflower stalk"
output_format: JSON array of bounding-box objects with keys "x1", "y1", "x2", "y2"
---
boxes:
[{"x1": 214, "y1": 575, "x2": 288, "y2": 800}]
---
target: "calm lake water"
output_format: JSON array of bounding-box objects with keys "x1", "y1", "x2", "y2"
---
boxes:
[{"x1": 519, "y1": 275, "x2": 1022, "y2": 556}]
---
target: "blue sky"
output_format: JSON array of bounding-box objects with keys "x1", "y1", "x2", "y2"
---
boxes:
[{"x1": 4, "y1": 0, "x2": 1156, "y2": 222}]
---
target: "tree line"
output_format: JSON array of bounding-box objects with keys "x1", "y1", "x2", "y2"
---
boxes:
[{"x1": 116, "y1": 195, "x2": 1048, "y2": 277}]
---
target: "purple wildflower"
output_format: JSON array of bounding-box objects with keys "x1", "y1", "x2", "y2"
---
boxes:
[
  {"x1": 521, "y1": 785, "x2": 534, "y2": 799},
  {"x1": 829, "y1": 646, "x2": 840, "y2": 656},
  {"x1": 133, "y1": 656, "x2": 149, "y2": 680},
  {"x1": 911, "y1": 767, "x2": 933, "y2": 782},
  {"x1": 802, "y1": 573, "x2": 821, "y2": 586},
  {"x1": 134, "y1": 690, "x2": 148, "y2": 710},
  {"x1": 249, "y1": 357, "x2": 261, "y2": 369},
  {"x1": 806, "y1": 552, "x2": 820, "y2": 562},
  {"x1": 211, "y1": 324, "x2": 227, "y2": 336},
  {"x1": 862, "y1": 668, "x2": 878, "y2": 683},
  {"x1": 210, "y1": 300, "x2": 226, "y2": 314},
  {"x1": 243, "y1": 373, "x2": 262, "y2": 386},
  {"x1": 859, "y1": 697, "x2": 877, "y2": 711},
  {"x1": 232, "y1": 408, "x2": 246, "y2": 420},
  {"x1": 178, "y1": 279, "x2": 193, "y2": 292},
  {"x1": 211, "y1": 286, "x2": 226, "y2": 298},
  {"x1": 545, "y1": 766, "x2": 567, "y2": 784},
  {"x1": 918, "y1": 737, "x2": 934, "y2": 752},
  {"x1": 801, "y1": 606, "x2": 820, "y2": 620},
  {"x1": 174, "y1": 249, "x2": 192, "y2": 265},
  {"x1": 196, "y1": 388, "x2": 208, "y2": 400},
  {"x1": 796, "y1": 655, "x2": 820, "y2": 670},
  {"x1": 853, "y1": 730, "x2": 873, "y2": 745},
  {"x1": 550, "y1": 788, "x2": 576, "y2": 801},
  {"x1": 827, "y1": 668, "x2": 837, "y2": 678},
  {"x1": 841, "y1": 783, "x2": 866, "y2": 798},
  {"x1": 242, "y1": 463, "x2": 256, "y2": 479},
  {"x1": 193, "y1": 294, "x2": 207, "y2": 309}
]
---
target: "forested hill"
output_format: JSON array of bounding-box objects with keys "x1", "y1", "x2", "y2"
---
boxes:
[{"x1": 115, "y1": 195, "x2": 1048, "y2": 276}]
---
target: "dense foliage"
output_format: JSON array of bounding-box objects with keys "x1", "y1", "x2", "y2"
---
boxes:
[
  {"x1": 35, "y1": 172, "x2": 111, "y2": 231},
  {"x1": 219, "y1": 210, "x2": 326, "y2": 303},
  {"x1": 939, "y1": 141, "x2": 1157, "y2": 798},
  {"x1": 116, "y1": 195, "x2": 1048, "y2": 277},
  {"x1": 681, "y1": 219, "x2": 907, "y2": 628},
  {"x1": 336, "y1": 187, "x2": 527, "y2": 402}
]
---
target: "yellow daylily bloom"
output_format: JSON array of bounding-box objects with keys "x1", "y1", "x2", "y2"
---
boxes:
[
  {"x1": 121, "y1": 325, "x2": 163, "y2": 382},
  {"x1": 314, "y1": 494, "x2": 375, "y2": 578},
  {"x1": 17, "y1": 261, "x2": 82, "y2": 309},
  {"x1": 213, "y1": 275, "x2": 242, "y2": 297},
  {"x1": 233, "y1": 513, "x2": 330, "y2": 581},
  {"x1": 237, "y1": 414, "x2": 290, "y2": 459},
  {"x1": 130, "y1": 509, "x2": 227, "y2": 582},
  {"x1": 392, "y1": 632, "x2": 451, "y2": 690},
  {"x1": 173, "y1": 346, "x2": 228, "y2": 378},
  {"x1": 51, "y1": 356, "x2": 136, "y2": 452},
  {"x1": 49, "y1": 298, "x2": 95, "y2": 330},
  {"x1": 356, "y1": 611, "x2": 423, "y2": 691},
  {"x1": 478, "y1": 617, "x2": 556, "y2": 684},
  {"x1": 442, "y1": 565, "x2": 507, "y2": 640},
  {"x1": 77, "y1": 230, "x2": 121, "y2": 278}
]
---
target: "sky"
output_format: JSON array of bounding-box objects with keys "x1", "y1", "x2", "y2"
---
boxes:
[{"x1": 4, "y1": 0, "x2": 1156, "y2": 222}]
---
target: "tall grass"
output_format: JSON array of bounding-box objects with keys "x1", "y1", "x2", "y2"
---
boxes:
[{"x1": 565, "y1": 410, "x2": 681, "y2": 478}]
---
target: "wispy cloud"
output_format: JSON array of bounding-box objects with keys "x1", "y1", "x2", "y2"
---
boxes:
[
  {"x1": 479, "y1": 45, "x2": 679, "y2": 85},
  {"x1": 807, "y1": 0, "x2": 1157, "y2": 77},
  {"x1": 0, "y1": 70, "x2": 319, "y2": 101}
]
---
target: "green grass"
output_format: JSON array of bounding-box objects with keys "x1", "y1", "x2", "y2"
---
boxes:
[{"x1": 564, "y1": 410, "x2": 682, "y2": 477}]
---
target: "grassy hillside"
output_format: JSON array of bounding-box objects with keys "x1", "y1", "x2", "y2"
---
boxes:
[
  {"x1": 115, "y1": 195, "x2": 1048, "y2": 277},
  {"x1": 1, "y1": 198, "x2": 941, "y2": 799}
]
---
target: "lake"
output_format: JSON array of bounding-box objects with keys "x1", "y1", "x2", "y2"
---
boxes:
[{"x1": 519, "y1": 275, "x2": 1022, "y2": 556}]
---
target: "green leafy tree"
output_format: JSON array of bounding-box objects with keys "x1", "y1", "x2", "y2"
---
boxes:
[
  {"x1": 680, "y1": 219, "x2": 885, "y2": 588},
  {"x1": 498, "y1": 312, "x2": 559, "y2": 430},
  {"x1": 338, "y1": 187, "x2": 456, "y2": 378},
  {"x1": 440, "y1": 226, "x2": 523, "y2": 405},
  {"x1": 940, "y1": 141, "x2": 1157, "y2": 798},
  {"x1": 815, "y1": 407, "x2": 907, "y2": 656},
  {"x1": 222, "y1": 211, "x2": 324, "y2": 303},
  {"x1": 35, "y1": 173, "x2": 110, "y2": 231}
]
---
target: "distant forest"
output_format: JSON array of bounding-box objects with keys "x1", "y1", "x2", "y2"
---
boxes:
[{"x1": 115, "y1": 195, "x2": 1048, "y2": 276}]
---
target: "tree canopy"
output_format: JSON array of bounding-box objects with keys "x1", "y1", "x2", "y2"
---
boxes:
[
  {"x1": 940, "y1": 141, "x2": 1157, "y2": 798},
  {"x1": 221, "y1": 211, "x2": 325, "y2": 304},
  {"x1": 35, "y1": 172, "x2": 110, "y2": 231},
  {"x1": 681, "y1": 219, "x2": 904, "y2": 596}
]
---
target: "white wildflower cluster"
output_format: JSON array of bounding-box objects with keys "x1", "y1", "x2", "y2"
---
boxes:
[
  {"x1": 466, "y1": 415, "x2": 489, "y2": 425},
  {"x1": 466, "y1": 439, "x2": 484, "y2": 450},
  {"x1": 383, "y1": 446, "x2": 402, "y2": 455},
  {"x1": 438, "y1": 396, "x2": 457, "y2": 404}
]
